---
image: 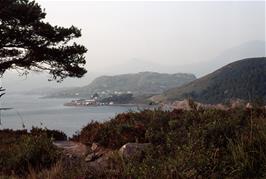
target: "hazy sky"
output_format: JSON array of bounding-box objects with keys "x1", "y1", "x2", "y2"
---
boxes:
[
  {"x1": 1, "y1": 0, "x2": 266, "y2": 91},
  {"x1": 37, "y1": 0, "x2": 265, "y2": 73}
]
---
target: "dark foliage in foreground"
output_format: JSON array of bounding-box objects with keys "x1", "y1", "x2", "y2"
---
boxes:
[
  {"x1": 1, "y1": 107, "x2": 266, "y2": 178},
  {"x1": 0, "y1": 128, "x2": 66, "y2": 176},
  {"x1": 75, "y1": 107, "x2": 266, "y2": 178},
  {"x1": 30, "y1": 127, "x2": 67, "y2": 141},
  {"x1": 0, "y1": 0, "x2": 87, "y2": 81}
]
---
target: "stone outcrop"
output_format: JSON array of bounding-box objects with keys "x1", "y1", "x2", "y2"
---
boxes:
[
  {"x1": 84, "y1": 142, "x2": 152, "y2": 174},
  {"x1": 118, "y1": 143, "x2": 151, "y2": 159},
  {"x1": 85, "y1": 143, "x2": 109, "y2": 162},
  {"x1": 170, "y1": 99, "x2": 216, "y2": 110},
  {"x1": 170, "y1": 99, "x2": 252, "y2": 111},
  {"x1": 53, "y1": 140, "x2": 87, "y2": 157}
]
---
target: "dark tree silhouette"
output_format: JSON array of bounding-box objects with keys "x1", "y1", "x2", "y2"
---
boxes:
[
  {"x1": 0, "y1": 0, "x2": 87, "y2": 81},
  {"x1": 0, "y1": 87, "x2": 5, "y2": 98}
]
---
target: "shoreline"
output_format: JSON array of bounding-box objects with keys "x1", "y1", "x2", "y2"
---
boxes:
[{"x1": 64, "y1": 103, "x2": 155, "y2": 109}]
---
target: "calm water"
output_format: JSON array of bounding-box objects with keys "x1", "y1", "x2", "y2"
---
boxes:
[{"x1": 0, "y1": 94, "x2": 136, "y2": 136}]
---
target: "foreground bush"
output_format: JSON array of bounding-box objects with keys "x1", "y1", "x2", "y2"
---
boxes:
[
  {"x1": 76, "y1": 107, "x2": 266, "y2": 178},
  {"x1": 0, "y1": 128, "x2": 63, "y2": 176},
  {"x1": 1, "y1": 107, "x2": 266, "y2": 178},
  {"x1": 30, "y1": 127, "x2": 67, "y2": 141}
]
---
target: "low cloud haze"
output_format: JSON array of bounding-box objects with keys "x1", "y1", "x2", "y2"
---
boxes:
[{"x1": 1, "y1": 1, "x2": 265, "y2": 92}]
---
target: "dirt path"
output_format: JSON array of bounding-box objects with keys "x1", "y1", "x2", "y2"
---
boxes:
[{"x1": 53, "y1": 140, "x2": 87, "y2": 157}]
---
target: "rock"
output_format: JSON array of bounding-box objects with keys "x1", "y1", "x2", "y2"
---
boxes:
[
  {"x1": 118, "y1": 143, "x2": 151, "y2": 159},
  {"x1": 53, "y1": 140, "x2": 87, "y2": 157},
  {"x1": 172, "y1": 99, "x2": 193, "y2": 110},
  {"x1": 172, "y1": 99, "x2": 230, "y2": 111},
  {"x1": 230, "y1": 99, "x2": 246, "y2": 108},
  {"x1": 214, "y1": 104, "x2": 228, "y2": 110},
  {"x1": 85, "y1": 149, "x2": 115, "y2": 175},
  {"x1": 91, "y1": 142, "x2": 100, "y2": 152},
  {"x1": 85, "y1": 151, "x2": 104, "y2": 162},
  {"x1": 85, "y1": 153, "x2": 95, "y2": 162},
  {"x1": 85, "y1": 143, "x2": 152, "y2": 174},
  {"x1": 246, "y1": 103, "x2": 253, "y2": 109},
  {"x1": 85, "y1": 143, "x2": 108, "y2": 162}
]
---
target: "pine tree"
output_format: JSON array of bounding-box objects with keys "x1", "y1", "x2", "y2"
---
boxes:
[{"x1": 0, "y1": 0, "x2": 87, "y2": 81}]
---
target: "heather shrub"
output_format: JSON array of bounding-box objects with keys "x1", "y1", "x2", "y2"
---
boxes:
[
  {"x1": 30, "y1": 127, "x2": 67, "y2": 141},
  {"x1": 0, "y1": 129, "x2": 61, "y2": 176},
  {"x1": 76, "y1": 107, "x2": 266, "y2": 178}
]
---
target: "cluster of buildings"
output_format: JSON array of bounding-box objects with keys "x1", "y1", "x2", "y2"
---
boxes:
[
  {"x1": 73, "y1": 90, "x2": 133, "y2": 98},
  {"x1": 64, "y1": 98, "x2": 115, "y2": 107},
  {"x1": 64, "y1": 91, "x2": 130, "y2": 107}
]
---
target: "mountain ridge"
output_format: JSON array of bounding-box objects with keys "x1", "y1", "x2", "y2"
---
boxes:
[
  {"x1": 46, "y1": 71, "x2": 196, "y2": 98},
  {"x1": 151, "y1": 57, "x2": 266, "y2": 104}
]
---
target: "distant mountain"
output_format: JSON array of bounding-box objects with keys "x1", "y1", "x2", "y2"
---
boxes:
[
  {"x1": 2, "y1": 40, "x2": 264, "y2": 94},
  {"x1": 193, "y1": 40, "x2": 266, "y2": 76},
  {"x1": 151, "y1": 57, "x2": 266, "y2": 104},
  {"x1": 47, "y1": 72, "x2": 196, "y2": 98},
  {"x1": 104, "y1": 41, "x2": 266, "y2": 77}
]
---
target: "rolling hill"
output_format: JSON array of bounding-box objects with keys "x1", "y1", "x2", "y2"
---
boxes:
[
  {"x1": 46, "y1": 72, "x2": 196, "y2": 98},
  {"x1": 151, "y1": 57, "x2": 266, "y2": 104}
]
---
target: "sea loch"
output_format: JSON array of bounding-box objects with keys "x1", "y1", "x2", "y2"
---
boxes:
[{"x1": 0, "y1": 94, "x2": 135, "y2": 136}]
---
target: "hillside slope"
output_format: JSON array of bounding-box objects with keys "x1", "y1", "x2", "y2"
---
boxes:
[
  {"x1": 47, "y1": 72, "x2": 196, "y2": 98},
  {"x1": 153, "y1": 57, "x2": 266, "y2": 104}
]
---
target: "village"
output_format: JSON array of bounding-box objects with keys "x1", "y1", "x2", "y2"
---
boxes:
[{"x1": 64, "y1": 91, "x2": 133, "y2": 106}]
